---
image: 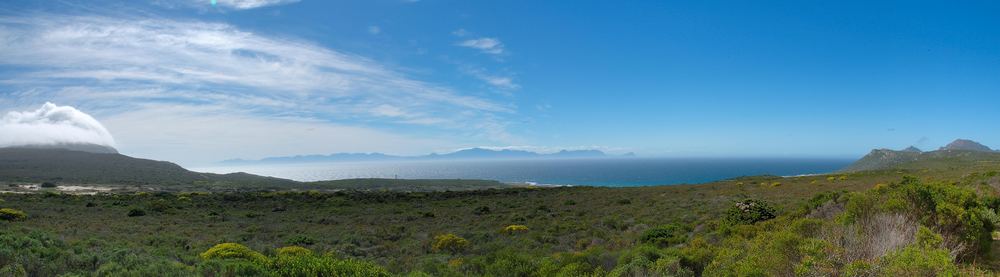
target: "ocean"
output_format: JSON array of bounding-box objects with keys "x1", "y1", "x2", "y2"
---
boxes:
[{"x1": 196, "y1": 157, "x2": 854, "y2": 187}]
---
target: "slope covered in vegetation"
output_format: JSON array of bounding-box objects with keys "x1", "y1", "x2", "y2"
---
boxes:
[{"x1": 2, "y1": 162, "x2": 1000, "y2": 275}]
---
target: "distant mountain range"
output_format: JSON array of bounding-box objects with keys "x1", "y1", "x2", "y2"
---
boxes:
[
  {"x1": 0, "y1": 144, "x2": 509, "y2": 191},
  {"x1": 842, "y1": 139, "x2": 999, "y2": 172},
  {"x1": 221, "y1": 148, "x2": 615, "y2": 165},
  {"x1": 0, "y1": 144, "x2": 295, "y2": 186}
]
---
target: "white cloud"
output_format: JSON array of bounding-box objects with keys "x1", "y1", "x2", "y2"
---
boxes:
[
  {"x1": 461, "y1": 67, "x2": 519, "y2": 90},
  {"x1": 458, "y1": 37, "x2": 504, "y2": 55},
  {"x1": 479, "y1": 76, "x2": 518, "y2": 90},
  {"x1": 367, "y1": 25, "x2": 381, "y2": 35},
  {"x1": 452, "y1": 28, "x2": 468, "y2": 37},
  {"x1": 213, "y1": 0, "x2": 300, "y2": 10},
  {"x1": 0, "y1": 14, "x2": 518, "y2": 163},
  {"x1": 0, "y1": 102, "x2": 116, "y2": 148}
]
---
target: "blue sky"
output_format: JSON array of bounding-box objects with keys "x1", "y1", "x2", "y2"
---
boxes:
[{"x1": 1, "y1": 0, "x2": 999, "y2": 165}]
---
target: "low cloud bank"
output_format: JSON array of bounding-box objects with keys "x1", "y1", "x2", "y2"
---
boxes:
[{"x1": 0, "y1": 103, "x2": 116, "y2": 148}]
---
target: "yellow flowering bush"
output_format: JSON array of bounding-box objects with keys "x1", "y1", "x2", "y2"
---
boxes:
[
  {"x1": 502, "y1": 225, "x2": 529, "y2": 234},
  {"x1": 199, "y1": 243, "x2": 268, "y2": 264},
  {"x1": 0, "y1": 208, "x2": 26, "y2": 221},
  {"x1": 432, "y1": 233, "x2": 469, "y2": 254},
  {"x1": 276, "y1": 246, "x2": 313, "y2": 257}
]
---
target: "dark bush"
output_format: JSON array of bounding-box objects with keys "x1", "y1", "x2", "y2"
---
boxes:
[
  {"x1": 724, "y1": 199, "x2": 776, "y2": 225},
  {"x1": 286, "y1": 235, "x2": 317, "y2": 246},
  {"x1": 40, "y1": 182, "x2": 57, "y2": 188},
  {"x1": 639, "y1": 224, "x2": 690, "y2": 247},
  {"x1": 473, "y1": 206, "x2": 491, "y2": 215},
  {"x1": 128, "y1": 208, "x2": 146, "y2": 217}
]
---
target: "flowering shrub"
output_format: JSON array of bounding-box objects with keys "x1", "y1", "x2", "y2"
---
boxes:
[
  {"x1": 724, "y1": 199, "x2": 777, "y2": 225},
  {"x1": 277, "y1": 246, "x2": 313, "y2": 257},
  {"x1": 199, "y1": 243, "x2": 268, "y2": 264},
  {"x1": 502, "y1": 225, "x2": 529, "y2": 234},
  {"x1": 432, "y1": 233, "x2": 470, "y2": 254}
]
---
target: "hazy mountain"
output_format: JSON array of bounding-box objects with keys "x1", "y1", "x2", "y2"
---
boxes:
[
  {"x1": 222, "y1": 148, "x2": 610, "y2": 165},
  {"x1": 939, "y1": 139, "x2": 993, "y2": 152},
  {"x1": 0, "y1": 147, "x2": 295, "y2": 185},
  {"x1": 223, "y1": 153, "x2": 400, "y2": 164},
  {"x1": 549, "y1": 149, "x2": 607, "y2": 158},
  {"x1": 843, "y1": 139, "x2": 999, "y2": 172},
  {"x1": 433, "y1": 148, "x2": 541, "y2": 159}
]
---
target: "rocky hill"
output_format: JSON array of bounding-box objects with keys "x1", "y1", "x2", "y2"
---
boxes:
[{"x1": 843, "y1": 139, "x2": 1000, "y2": 172}]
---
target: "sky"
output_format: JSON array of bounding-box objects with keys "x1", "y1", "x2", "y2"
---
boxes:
[{"x1": 1, "y1": 0, "x2": 999, "y2": 166}]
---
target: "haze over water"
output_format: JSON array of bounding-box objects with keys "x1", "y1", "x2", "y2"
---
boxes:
[{"x1": 198, "y1": 158, "x2": 853, "y2": 187}]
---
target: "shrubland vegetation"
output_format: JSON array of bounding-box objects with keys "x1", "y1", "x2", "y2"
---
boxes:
[{"x1": 1, "y1": 165, "x2": 1000, "y2": 275}]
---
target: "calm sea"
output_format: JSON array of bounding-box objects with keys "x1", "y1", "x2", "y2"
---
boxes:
[{"x1": 195, "y1": 158, "x2": 853, "y2": 187}]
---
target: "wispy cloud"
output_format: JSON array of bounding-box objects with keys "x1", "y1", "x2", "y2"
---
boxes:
[
  {"x1": 0, "y1": 14, "x2": 517, "y2": 164},
  {"x1": 458, "y1": 37, "x2": 504, "y2": 55},
  {"x1": 367, "y1": 25, "x2": 381, "y2": 35},
  {"x1": 462, "y1": 68, "x2": 519, "y2": 90},
  {"x1": 212, "y1": 0, "x2": 300, "y2": 10}
]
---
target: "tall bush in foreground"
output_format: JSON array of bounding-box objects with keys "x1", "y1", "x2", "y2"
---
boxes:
[{"x1": 724, "y1": 199, "x2": 776, "y2": 225}]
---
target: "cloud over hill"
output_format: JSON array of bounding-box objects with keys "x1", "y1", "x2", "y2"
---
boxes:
[{"x1": 0, "y1": 103, "x2": 116, "y2": 148}]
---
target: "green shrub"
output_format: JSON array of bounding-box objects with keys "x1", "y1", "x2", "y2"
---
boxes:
[
  {"x1": 849, "y1": 176, "x2": 997, "y2": 257},
  {"x1": 638, "y1": 224, "x2": 689, "y2": 247},
  {"x1": 724, "y1": 199, "x2": 777, "y2": 225},
  {"x1": 484, "y1": 251, "x2": 540, "y2": 277},
  {"x1": 651, "y1": 255, "x2": 694, "y2": 277},
  {"x1": 843, "y1": 260, "x2": 873, "y2": 277},
  {"x1": 285, "y1": 234, "x2": 317, "y2": 246},
  {"x1": 915, "y1": 226, "x2": 943, "y2": 249},
  {"x1": 0, "y1": 208, "x2": 27, "y2": 221},
  {"x1": 879, "y1": 245, "x2": 958, "y2": 276},
  {"x1": 432, "y1": 234, "x2": 470, "y2": 254},
  {"x1": 0, "y1": 264, "x2": 26, "y2": 277},
  {"x1": 197, "y1": 259, "x2": 269, "y2": 276},
  {"x1": 148, "y1": 199, "x2": 172, "y2": 213}
]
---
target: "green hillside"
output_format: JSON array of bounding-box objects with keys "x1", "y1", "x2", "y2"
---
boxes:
[{"x1": 2, "y1": 150, "x2": 1000, "y2": 275}]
